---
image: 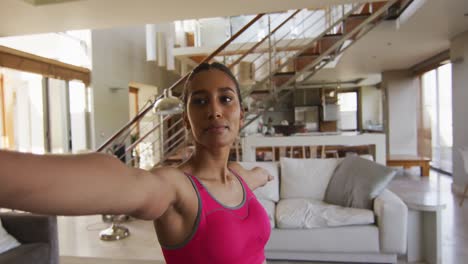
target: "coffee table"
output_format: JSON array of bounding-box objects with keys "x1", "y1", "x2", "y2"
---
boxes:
[{"x1": 387, "y1": 155, "x2": 431, "y2": 176}]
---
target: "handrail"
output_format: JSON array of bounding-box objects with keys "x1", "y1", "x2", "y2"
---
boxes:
[
  {"x1": 242, "y1": 7, "x2": 328, "y2": 82},
  {"x1": 298, "y1": 0, "x2": 397, "y2": 82},
  {"x1": 124, "y1": 10, "x2": 308, "y2": 165},
  {"x1": 97, "y1": 13, "x2": 265, "y2": 152},
  {"x1": 226, "y1": 13, "x2": 285, "y2": 60},
  {"x1": 123, "y1": 114, "x2": 172, "y2": 154},
  {"x1": 241, "y1": 0, "x2": 397, "y2": 129},
  {"x1": 242, "y1": 3, "x2": 362, "y2": 98},
  {"x1": 109, "y1": 1, "x2": 389, "y2": 167},
  {"x1": 227, "y1": 10, "x2": 301, "y2": 68}
]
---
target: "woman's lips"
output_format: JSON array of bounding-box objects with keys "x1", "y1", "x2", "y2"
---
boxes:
[{"x1": 206, "y1": 126, "x2": 229, "y2": 133}]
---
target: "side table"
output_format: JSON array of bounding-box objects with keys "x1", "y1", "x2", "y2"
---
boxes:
[{"x1": 403, "y1": 196, "x2": 446, "y2": 264}]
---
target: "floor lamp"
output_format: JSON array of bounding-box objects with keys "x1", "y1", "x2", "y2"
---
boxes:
[{"x1": 99, "y1": 89, "x2": 182, "y2": 241}]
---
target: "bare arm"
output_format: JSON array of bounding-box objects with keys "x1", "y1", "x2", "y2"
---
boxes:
[
  {"x1": 0, "y1": 150, "x2": 177, "y2": 220},
  {"x1": 229, "y1": 162, "x2": 273, "y2": 191}
]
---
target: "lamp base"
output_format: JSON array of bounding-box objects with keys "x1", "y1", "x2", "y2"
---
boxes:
[
  {"x1": 102, "y1": 214, "x2": 130, "y2": 223},
  {"x1": 99, "y1": 224, "x2": 130, "y2": 241}
]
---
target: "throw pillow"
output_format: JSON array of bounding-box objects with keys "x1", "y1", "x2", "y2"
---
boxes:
[
  {"x1": 324, "y1": 156, "x2": 396, "y2": 209},
  {"x1": 239, "y1": 162, "x2": 280, "y2": 202},
  {"x1": 280, "y1": 157, "x2": 340, "y2": 200},
  {"x1": 0, "y1": 218, "x2": 21, "y2": 254}
]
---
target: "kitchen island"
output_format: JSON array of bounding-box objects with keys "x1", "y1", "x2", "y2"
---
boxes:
[{"x1": 241, "y1": 132, "x2": 386, "y2": 164}]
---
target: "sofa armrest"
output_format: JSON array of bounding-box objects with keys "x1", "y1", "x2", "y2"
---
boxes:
[
  {"x1": 0, "y1": 212, "x2": 59, "y2": 264},
  {"x1": 373, "y1": 189, "x2": 408, "y2": 254}
]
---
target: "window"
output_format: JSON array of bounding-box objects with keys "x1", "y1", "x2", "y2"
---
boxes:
[{"x1": 421, "y1": 63, "x2": 452, "y2": 173}]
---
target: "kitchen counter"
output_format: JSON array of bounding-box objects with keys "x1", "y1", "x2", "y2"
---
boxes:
[{"x1": 241, "y1": 132, "x2": 386, "y2": 164}]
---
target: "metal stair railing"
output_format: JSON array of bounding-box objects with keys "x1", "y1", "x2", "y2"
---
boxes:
[
  {"x1": 241, "y1": 0, "x2": 398, "y2": 130},
  {"x1": 241, "y1": 3, "x2": 363, "y2": 98},
  {"x1": 103, "y1": 1, "x2": 395, "y2": 167},
  {"x1": 156, "y1": 4, "x2": 360, "y2": 164},
  {"x1": 100, "y1": 7, "x2": 309, "y2": 159},
  {"x1": 96, "y1": 14, "x2": 267, "y2": 167},
  {"x1": 100, "y1": 11, "x2": 322, "y2": 168}
]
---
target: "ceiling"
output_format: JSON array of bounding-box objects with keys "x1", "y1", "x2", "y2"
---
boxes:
[
  {"x1": 0, "y1": 0, "x2": 381, "y2": 37},
  {"x1": 0, "y1": 0, "x2": 467, "y2": 84},
  {"x1": 310, "y1": 0, "x2": 468, "y2": 83}
]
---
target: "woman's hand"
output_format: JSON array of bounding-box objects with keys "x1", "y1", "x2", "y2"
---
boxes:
[
  {"x1": 250, "y1": 166, "x2": 274, "y2": 188},
  {"x1": 228, "y1": 162, "x2": 273, "y2": 191}
]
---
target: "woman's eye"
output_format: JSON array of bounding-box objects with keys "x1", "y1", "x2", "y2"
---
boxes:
[
  {"x1": 192, "y1": 98, "x2": 207, "y2": 105},
  {"x1": 221, "y1": 96, "x2": 233, "y2": 103}
]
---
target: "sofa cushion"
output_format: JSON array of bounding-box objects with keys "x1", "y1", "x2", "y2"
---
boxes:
[
  {"x1": 324, "y1": 156, "x2": 396, "y2": 209},
  {"x1": 239, "y1": 162, "x2": 279, "y2": 202},
  {"x1": 280, "y1": 158, "x2": 339, "y2": 200},
  {"x1": 276, "y1": 199, "x2": 374, "y2": 229},
  {"x1": 0, "y1": 243, "x2": 50, "y2": 264},
  {"x1": 266, "y1": 226, "x2": 380, "y2": 253},
  {"x1": 0, "y1": 218, "x2": 20, "y2": 254},
  {"x1": 257, "y1": 199, "x2": 276, "y2": 228}
]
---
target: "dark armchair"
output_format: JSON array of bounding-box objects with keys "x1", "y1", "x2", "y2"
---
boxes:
[{"x1": 0, "y1": 212, "x2": 58, "y2": 264}]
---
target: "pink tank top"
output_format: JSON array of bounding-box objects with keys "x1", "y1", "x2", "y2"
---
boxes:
[{"x1": 161, "y1": 168, "x2": 271, "y2": 264}]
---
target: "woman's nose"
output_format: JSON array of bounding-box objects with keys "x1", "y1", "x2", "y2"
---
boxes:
[{"x1": 208, "y1": 101, "x2": 222, "y2": 119}]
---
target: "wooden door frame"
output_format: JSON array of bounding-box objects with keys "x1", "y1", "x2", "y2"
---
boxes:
[
  {"x1": 129, "y1": 87, "x2": 140, "y2": 138},
  {"x1": 0, "y1": 73, "x2": 6, "y2": 144}
]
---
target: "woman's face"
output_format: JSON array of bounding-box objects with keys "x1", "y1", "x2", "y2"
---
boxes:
[{"x1": 184, "y1": 69, "x2": 244, "y2": 149}]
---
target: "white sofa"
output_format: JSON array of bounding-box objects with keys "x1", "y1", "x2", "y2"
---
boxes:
[{"x1": 241, "y1": 157, "x2": 408, "y2": 264}]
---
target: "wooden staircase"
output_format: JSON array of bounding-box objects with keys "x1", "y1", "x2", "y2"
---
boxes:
[{"x1": 97, "y1": 0, "x2": 411, "y2": 168}]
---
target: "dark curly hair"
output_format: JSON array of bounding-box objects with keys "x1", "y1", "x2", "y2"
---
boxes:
[{"x1": 182, "y1": 62, "x2": 242, "y2": 110}]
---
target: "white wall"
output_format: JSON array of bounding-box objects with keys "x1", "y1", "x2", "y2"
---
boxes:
[
  {"x1": 91, "y1": 26, "x2": 175, "y2": 149},
  {"x1": 383, "y1": 70, "x2": 420, "y2": 155},
  {"x1": 451, "y1": 30, "x2": 468, "y2": 192},
  {"x1": 361, "y1": 86, "x2": 383, "y2": 128}
]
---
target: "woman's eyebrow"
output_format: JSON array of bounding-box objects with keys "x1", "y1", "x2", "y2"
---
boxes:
[
  {"x1": 189, "y1": 90, "x2": 207, "y2": 97},
  {"x1": 218, "y1": 87, "x2": 236, "y2": 93}
]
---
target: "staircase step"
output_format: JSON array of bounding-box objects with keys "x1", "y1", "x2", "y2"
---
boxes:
[
  {"x1": 344, "y1": 14, "x2": 370, "y2": 38},
  {"x1": 371, "y1": 1, "x2": 388, "y2": 13},
  {"x1": 319, "y1": 34, "x2": 343, "y2": 54},
  {"x1": 301, "y1": 43, "x2": 320, "y2": 56},
  {"x1": 272, "y1": 72, "x2": 296, "y2": 87},
  {"x1": 294, "y1": 55, "x2": 319, "y2": 72}
]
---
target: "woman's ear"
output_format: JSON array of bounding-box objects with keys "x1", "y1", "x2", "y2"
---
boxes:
[{"x1": 183, "y1": 112, "x2": 191, "y2": 130}]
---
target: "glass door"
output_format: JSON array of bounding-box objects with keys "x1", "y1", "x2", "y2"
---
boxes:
[
  {"x1": 69, "y1": 81, "x2": 88, "y2": 153},
  {"x1": 47, "y1": 78, "x2": 70, "y2": 154},
  {"x1": 0, "y1": 68, "x2": 45, "y2": 153},
  {"x1": 421, "y1": 63, "x2": 453, "y2": 173}
]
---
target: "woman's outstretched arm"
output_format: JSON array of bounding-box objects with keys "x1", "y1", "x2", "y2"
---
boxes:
[
  {"x1": 0, "y1": 150, "x2": 177, "y2": 220},
  {"x1": 229, "y1": 162, "x2": 273, "y2": 191}
]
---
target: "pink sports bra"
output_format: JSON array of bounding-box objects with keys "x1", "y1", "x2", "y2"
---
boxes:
[{"x1": 161, "y1": 168, "x2": 271, "y2": 264}]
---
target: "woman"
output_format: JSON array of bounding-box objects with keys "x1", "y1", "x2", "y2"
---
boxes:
[{"x1": 0, "y1": 62, "x2": 273, "y2": 264}]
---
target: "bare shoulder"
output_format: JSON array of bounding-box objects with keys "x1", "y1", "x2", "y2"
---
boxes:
[
  {"x1": 229, "y1": 161, "x2": 273, "y2": 191},
  {"x1": 228, "y1": 161, "x2": 250, "y2": 178},
  {"x1": 149, "y1": 166, "x2": 188, "y2": 186},
  {"x1": 149, "y1": 166, "x2": 182, "y2": 177}
]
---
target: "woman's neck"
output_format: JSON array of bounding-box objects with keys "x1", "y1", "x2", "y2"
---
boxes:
[{"x1": 185, "y1": 145, "x2": 232, "y2": 183}]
